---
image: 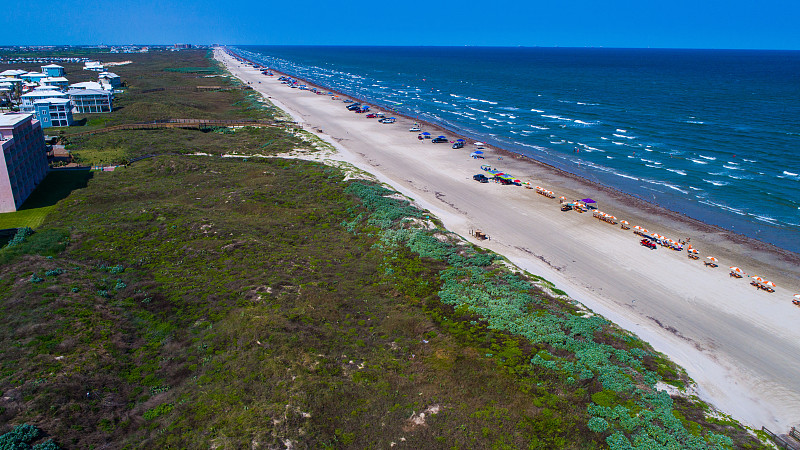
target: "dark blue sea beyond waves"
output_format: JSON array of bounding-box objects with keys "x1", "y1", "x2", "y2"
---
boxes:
[{"x1": 236, "y1": 46, "x2": 800, "y2": 253}]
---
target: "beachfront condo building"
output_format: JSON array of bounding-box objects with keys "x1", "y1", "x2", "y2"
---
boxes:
[
  {"x1": 33, "y1": 98, "x2": 74, "y2": 128},
  {"x1": 0, "y1": 113, "x2": 48, "y2": 212},
  {"x1": 20, "y1": 88, "x2": 69, "y2": 112},
  {"x1": 67, "y1": 88, "x2": 113, "y2": 113},
  {"x1": 41, "y1": 64, "x2": 65, "y2": 77}
]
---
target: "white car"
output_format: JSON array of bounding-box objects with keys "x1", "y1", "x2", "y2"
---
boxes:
[{"x1": 409, "y1": 126, "x2": 421, "y2": 132}]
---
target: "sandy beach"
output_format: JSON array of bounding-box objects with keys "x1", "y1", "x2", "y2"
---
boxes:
[{"x1": 215, "y1": 48, "x2": 800, "y2": 431}]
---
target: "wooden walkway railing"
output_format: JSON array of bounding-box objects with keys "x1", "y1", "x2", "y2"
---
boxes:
[
  {"x1": 62, "y1": 119, "x2": 297, "y2": 138},
  {"x1": 138, "y1": 86, "x2": 252, "y2": 94},
  {"x1": 762, "y1": 426, "x2": 800, "y2": 450}
]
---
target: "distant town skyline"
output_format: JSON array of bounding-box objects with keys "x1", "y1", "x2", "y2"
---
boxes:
[{"x1": 2, "y1": 0, "x2": 800, "y2": 50}]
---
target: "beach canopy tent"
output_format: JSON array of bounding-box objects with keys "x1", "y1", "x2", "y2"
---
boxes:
[
  {"x1": 456, "y1": 139, "x2": 465, "y2": 142},
  {"x1": 580, "y1": 198, "x2": 596, "y2": 204},
  {"x1": 421, "y1": 132, "x2": 431, "y2": 136},
  {"x1": 470, "y1": 152, "x2": 483, "y2": 158},
  {"x1": 472, "y1": 150, "x2": 484, "y2": 155}
]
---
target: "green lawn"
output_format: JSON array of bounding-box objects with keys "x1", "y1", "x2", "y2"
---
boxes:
[{"x1": 0, "y1": 170, "x2": 91, "y2": 229}]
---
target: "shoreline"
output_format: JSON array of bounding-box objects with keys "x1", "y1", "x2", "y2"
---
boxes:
[
  {"x1": 217, "y1": 48, "x2": 800, "y2": 431},
  {"x1": 227, "y1": 47, "x2": 800, "y2": 262}
]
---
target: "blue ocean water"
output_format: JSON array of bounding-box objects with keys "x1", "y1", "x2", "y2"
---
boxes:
[{"x1": 234, "y1": 46, "x2": 800, "y2": 253}]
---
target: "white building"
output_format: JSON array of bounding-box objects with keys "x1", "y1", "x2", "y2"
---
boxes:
[
  {"x1": 67, "y1": 88, "x2": 113, "y2": 113},
  {"x1": 40, "y1": 77, "x2": 69, "y2": 90},
  {"x1": 98, "y1": 72, "x2": 121, "y2": 88},
  {"x1": 84, "y1": 61, "x2": 105, "y2": 72},
  {"x1": 69, "y1": 81, "x2": 105, "y2": 91},
  {"x1": 20, "y1": 88, "x2": 68, "y2": 112}
]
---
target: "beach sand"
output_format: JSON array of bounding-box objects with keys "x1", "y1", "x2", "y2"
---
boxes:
[{"x1": 215, "y1": 49, "x2": 800, "y2": 431}]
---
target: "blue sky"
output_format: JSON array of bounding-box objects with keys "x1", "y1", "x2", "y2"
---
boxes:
[{"x1": 3, "y1": 0, "x2": 800, "y2": 50}]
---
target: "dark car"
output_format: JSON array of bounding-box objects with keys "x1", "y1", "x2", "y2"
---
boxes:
[
  {"x1": 473, "y1": 174, "x2": 489, "y2": 183},
  {"x1": 432, "y1": 137, "x2": 449, "y2": 143},
  {"x1": 452, "y1": 141, "x2": 465, "y2": 149},
  {"x1": 346, "y1": 103, "x2": 362, "y2": 111}
]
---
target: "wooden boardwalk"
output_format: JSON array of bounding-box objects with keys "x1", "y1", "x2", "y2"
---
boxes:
[{"x1": 62, "y1": 119, "x2": 297, "y2": 138}]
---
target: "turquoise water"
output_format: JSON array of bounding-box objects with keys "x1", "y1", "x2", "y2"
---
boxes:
[{"x1": 233, "y1": 46, "x2": 800, "y2": 253}]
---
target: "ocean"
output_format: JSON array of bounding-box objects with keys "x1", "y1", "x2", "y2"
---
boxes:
[{"x1": 233, "y1": 46, "x2": 800, "y2": 253}]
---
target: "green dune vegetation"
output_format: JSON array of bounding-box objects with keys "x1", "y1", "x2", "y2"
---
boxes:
[{"x1": 0, "y1": 49, "x2": 770, "y2": 449}]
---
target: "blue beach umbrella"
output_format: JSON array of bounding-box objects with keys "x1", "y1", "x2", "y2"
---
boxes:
[{"x1": 473, "y1": 150, "x2": 484, "y2": 154}]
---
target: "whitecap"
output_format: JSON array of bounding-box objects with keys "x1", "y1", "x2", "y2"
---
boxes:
[
  {"x1": 688, "y1": 159, "x2": 708, "y2": 165},
  {"x1": 613, "y1": 133, "x2": 636, "y2": 140},
  {"x1": 616, "y1": 129, "x2": 627, "y2": 133},
  {"x1": 666, "y1": 168, "x2": 687, "y2": 175},
  {"x1": 698, "y1": 155, "x2": 716, "y2": 160},
  {"x1": 530, "y1": 109, "x2": 544, "y2": 113},
  {"x1": 702, "y1": 179, "x2": 729, "y2": 186}
]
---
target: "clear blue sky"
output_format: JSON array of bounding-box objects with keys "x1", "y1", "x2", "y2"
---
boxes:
[{"x1": 3, "y1": 0, "x2": 800, "y2": 50}]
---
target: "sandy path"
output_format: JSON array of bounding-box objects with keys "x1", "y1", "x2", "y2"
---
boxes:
[{"x1": 216, "y1": 49, "x2": 800, "y2": 431}]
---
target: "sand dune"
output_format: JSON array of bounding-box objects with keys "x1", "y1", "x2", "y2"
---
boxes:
[{"x1": 215, "y1": 49, "x2": 800, "y2": 431}]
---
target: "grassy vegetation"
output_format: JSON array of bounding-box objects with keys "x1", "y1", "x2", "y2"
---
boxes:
[
  {"x1": 0, "y1": 49, "x2": 770, "y2": 449},
  {"x1": 0, "y1": 171, "x2": 92, "y2": 230}
]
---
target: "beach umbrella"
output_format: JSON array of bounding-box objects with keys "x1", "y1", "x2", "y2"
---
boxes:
[
  {"x1": 514, "y1": 179, "x2": 522, "y2": 184},
  {"x1": 456, "y1": 139, "x2": 465, "y2": 142},
  {"x1": 706, "y1": 256, "x2": 717, "y2": 262},
  {"x1": 474, "y1": 142, "x2": 486, "y2": 146},
  {"x1": 751, "y1": 276, "x2": 763, "y2": 283},
  {"x1": 559, "y1": 196, "x2": 567, "y2": 201},
  {"x1": 421, "y1": 132, "x2": 431, "y2": 136},
  {"x1": 793, "y1": 294, "x2": 800, "y2": 300},
  {"x1": 473, "y1": 150, "x2": 484, "y2": 154},
  {"x1": 729, "y1": 266, "x2": 743, "y2": 273},
  {"x1": 470, "y1": 152, "x2": 482, "y2": 157},
  {"x1": 580, "y1": 198, "x2": 597, "y2": 204},
  {"x1": 762, "y1": 280, "x2": 776, "y2": 288},
  {"x1": 689, "y1": 248, "x2": 699, "y2": 254},
  {"x1": 621, "y1": 220, "x2": 629, "y2": 225}
]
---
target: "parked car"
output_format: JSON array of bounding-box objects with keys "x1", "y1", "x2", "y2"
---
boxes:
[
  {"x1": 432, "y1": 136, "x2": 448, "y2": 143},
  {"x1": 452, "y1": 141, "x2": 464, "y2": 149},
  {"x1": 366, "y1": 113, "x2": 377, "y2": 118},
  {"x1": 379, "y1": 117, "x2": 396, "y2": 124},
  {"x1": 346, "y1": 103, "x2": 361, "y2": 111},
  {"x1": 343, "y1": 99, "x2": 354, "y2": 103},
  {"x1": 409, "y1": 126, "x2": 421, "y2": 132},
  {"x1": 640, "y1": 239, "x2": 657, "y2": 249},
  {"x1": 473, "y1": 174, "x2": 489, "y2": 183}
]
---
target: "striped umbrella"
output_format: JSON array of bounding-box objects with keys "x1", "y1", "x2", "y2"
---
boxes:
[
  {"x1": 751, "y1": 276, "x2": 764, "y2": 283},
  {"x1": 762, "y1": 280, "x2": 776, "y2": 288},
  {"x1": 706, "y1": 256, "x2": 718, "y2": 262},
  {"x1": 689, "y1": 248, "x2": 699, "y2": 254},
  {"x1": 794, "y1": 294, "x2": 800, "y2": 299},
  {"x1": 729, "y1": 266, "x2": 744, "y2": 274}
]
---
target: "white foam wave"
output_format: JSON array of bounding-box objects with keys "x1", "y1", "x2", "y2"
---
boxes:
[
  {"x1": 698, "y1": 155, "x2": 716, "y2": 160},
  {"x1": 699, "y1": 200, "x2": 746, "y2": 215},
  {"x1": 613, "y1": 134, "x2": 636, "y2": 140},
  {"x1": 616, "y1": 129, "x2": 627, "y2": 133},
  {"x1": 530, "y1": 109, "x2": 544, "y2": 113},
  {"x1": 780, "y1": 171, "x2": 800, "y2": 180},
  {"x1": 702, "y1": 179, "x2": 729, "y2": 187},
  {"x1": 722, "y1": 164, "x2": 743, "y2": 170},
  {"x1": 542, "y1": 114, "x2": 572, "y2": 121},
  {"x1": 529, "y1": 125, "x2": 549, "y2": 130},
  {"x1": 688, "y1": 159, "x2": 708, "y2": 165},
  {"x1": 666, "y1": 168, "x2": 687, "y2": 175}
]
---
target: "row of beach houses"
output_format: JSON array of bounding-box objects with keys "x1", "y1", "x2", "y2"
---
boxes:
[{"x1": 0, "y1": 62, "x2": 119, "y2": 128}]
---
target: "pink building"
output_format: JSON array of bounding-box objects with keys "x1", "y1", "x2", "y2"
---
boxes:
[{"x1": 0, "y1": 113, "x2": 48, "y2": 212}]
